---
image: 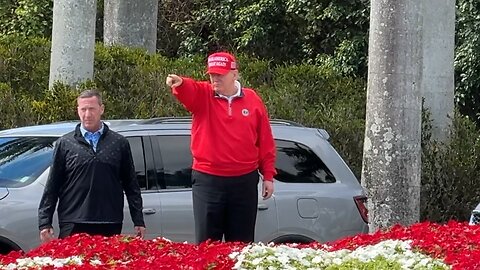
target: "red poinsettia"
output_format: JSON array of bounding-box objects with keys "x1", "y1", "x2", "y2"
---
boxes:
[
  {"x1": 1, "y1": 221, "x2": 479, "y2": 269},
  {"x1": 322, "y1": 221, "x2": 480, "y2": 270}
]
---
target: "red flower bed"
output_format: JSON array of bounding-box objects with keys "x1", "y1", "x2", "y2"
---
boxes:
[
  {"x1": 305, "y1": 221, "x2": 480, "y2": 270},
  {"x1": 1, "y1": 221, "x2": 479, "y2": 269},
  {"x1": 1, "y1": 237, "x2": 245, "y2": 270}
]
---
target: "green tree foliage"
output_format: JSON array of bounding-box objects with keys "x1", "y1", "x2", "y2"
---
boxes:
[
  {"x1": 0, "y1": 0, "x2": 53, "y2": 37},
  {"x1": 0, "y1": 83, "x2": 36, "y2": 129},
  {"x1": 0, "y1": 36, "x2": 50, "y2": 97},
  {"x1": 421, "y1": 112, "x2": 480, "y2": 221},
  {"x1": 167, "y1": 0, "x2": 369, "y2": 71},
  {"x1": 455, "y1": 0, "x2": 480, "y2": 124}
]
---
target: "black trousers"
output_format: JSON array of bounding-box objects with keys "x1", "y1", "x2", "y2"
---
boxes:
[
  {"x1": 192, "y1": 169, "x2": 259, "y2": 244},
  {"x1": 59, "y1": 223, "x2": 122, "y2": 239}
]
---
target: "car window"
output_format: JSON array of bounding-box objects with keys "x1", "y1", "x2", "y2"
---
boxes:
[
  {"x1": 126, "y1": 137, "x2": 156, "y2": 190},
  {"x1": 152, "y1": 136, "x2": 335, "y2": 185},
  {"x1": 155, "y1": 135, "x2": 192, "y2": 189},
  {"x1": 0, "y1": 137, "x2": 56, "y2": 188},
  {"x1": 274, "y1": 139, "x2": 336, "y2": 183}
]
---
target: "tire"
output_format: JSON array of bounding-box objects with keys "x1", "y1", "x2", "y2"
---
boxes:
[
  {"x1": 271, "y1": 234, "x2": 315, "y2": 244},
  {"x1": 0, "y1": 237, "x2": 22, "y2": 255}
]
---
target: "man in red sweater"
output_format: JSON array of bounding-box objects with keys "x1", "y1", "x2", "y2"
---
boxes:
[{"x1": 166, "y1": 52, "x2": 276, "y2": 243}]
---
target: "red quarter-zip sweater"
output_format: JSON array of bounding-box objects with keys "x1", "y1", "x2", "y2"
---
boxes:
[{"x1": 172, "y1": 77, "x2": 276, "y2": 181}]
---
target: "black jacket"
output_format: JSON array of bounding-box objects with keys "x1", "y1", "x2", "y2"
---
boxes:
[{"x1": 38, "y1": 123, "x2": 145, "y2": 230}]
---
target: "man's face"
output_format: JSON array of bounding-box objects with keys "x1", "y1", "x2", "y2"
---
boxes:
[
  {"x1": 209, "y1": 70, "x2": 238, "y2": 95},
  {"x1": 77, "y1": 96, "x2": 104, "y2": 132}
]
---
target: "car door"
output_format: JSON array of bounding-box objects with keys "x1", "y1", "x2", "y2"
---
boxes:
[
  {"x1": 123, "y1": 135, "x2": 163, "y2": 239},
  {"x1": 152, "y1": 133, "x2": 195, "y2": 243},
  {"x1": 254, "y1": 177, "x2": 279, "y2": 243},
  {"x1": 152, "y1": 132, "x2": 280, "y2": 243},
  {"x1": 272, "y1": 138, "x2": 364, "y2": 243}
]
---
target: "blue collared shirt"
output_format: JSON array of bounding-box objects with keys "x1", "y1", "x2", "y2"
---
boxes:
[{"x1": 80, "y1": 123, "x2": 104, "y2": 152}]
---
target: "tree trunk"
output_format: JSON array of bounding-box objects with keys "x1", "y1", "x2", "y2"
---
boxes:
[
  {"x1": 103, "y1": 0, "x2": 158, "y2": 53},
  {"x1": 362, "y1": 0, "x2": 423, "y2": 232},
  {"x1": 421, "y1": 0, "x2": 455, "y2": 141},
  {"x1": 49, "y1": 0, "x2": 97, "y2": 88}
]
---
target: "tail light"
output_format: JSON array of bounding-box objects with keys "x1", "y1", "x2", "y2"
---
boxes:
[{"x1": 354, "y1": 195, "x2": 368, "y2": 223}]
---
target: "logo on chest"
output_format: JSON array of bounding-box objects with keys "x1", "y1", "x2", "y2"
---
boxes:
[{"x1": 241, "y1": 109, "x2": 250, "y2": 116}]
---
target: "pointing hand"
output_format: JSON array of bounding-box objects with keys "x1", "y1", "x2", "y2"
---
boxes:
[{"x1": 166, "y1": 74, "x2": 183, "y2": 88}]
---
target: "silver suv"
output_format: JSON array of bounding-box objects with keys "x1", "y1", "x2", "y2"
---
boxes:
[{"x1": 0, "y1": 117, "x2": 368, "y2": 254}]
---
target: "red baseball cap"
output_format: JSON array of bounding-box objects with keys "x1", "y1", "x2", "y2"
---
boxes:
[{"x1": 206, "y1": 52, "x2": 237, "y2": 75}]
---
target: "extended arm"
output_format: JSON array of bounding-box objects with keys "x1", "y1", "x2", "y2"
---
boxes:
[{"x1": 166, "y1": 74, "x2": 210, "y2": 114}]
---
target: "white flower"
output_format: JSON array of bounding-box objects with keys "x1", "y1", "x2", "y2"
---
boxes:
[
  {"x1": 91, "y1": 259, "x2": 102, "y2": 265},
  {"x1": 232, "y1": 240, "x2": 450, "y2": 270},
  {"x1": 252, "y1": 257, "x2": 263, "y2": 265},
  {"x1": 0, "y1": 256, "x2": 97, "y2": 270}
]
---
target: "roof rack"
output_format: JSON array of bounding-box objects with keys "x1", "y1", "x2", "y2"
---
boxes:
[
  {"x1": 140, "y1": 117, "x2": 303, "y2": 127},
  {"x1": 140, "y1": 117, "x2": 192, "y2": 125},
  {"x1": 269, "y1": 119, "x2": 304, "y2": 127}
]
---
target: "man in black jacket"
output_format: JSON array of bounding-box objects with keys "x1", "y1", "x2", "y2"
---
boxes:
[{"x1": 38, "y1": 89, "x2": 145, "y2": 242}]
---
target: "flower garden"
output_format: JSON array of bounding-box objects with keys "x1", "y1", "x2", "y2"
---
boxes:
[{"x1": 1, "y1": 221, "x2": 478, "y2": 269}]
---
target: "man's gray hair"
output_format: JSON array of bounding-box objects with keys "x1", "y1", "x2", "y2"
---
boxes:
[{"x1": 78, "y1": 89, "x2": 103, "y2": 105}]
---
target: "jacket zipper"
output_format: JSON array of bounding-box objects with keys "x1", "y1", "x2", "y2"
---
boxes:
[
  {"x1": 216, "y1": 94, "x2": 239, "y2": 117},
  {"x1": 228, "y1": 99, "x2": 232, "y2": 116}
]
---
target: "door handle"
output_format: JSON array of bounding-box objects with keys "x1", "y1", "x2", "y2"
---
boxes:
[
  {"x1": 257, "y1": 204, "x2": 269, "y2": 210},
  {"x1": 142, "y1": 208, "x2": 156, "y2": 215}
]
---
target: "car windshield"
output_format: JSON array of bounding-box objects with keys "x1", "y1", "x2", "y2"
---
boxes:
[{"x1": 0, "y1": 137, "x2": 56, "y2": 188}]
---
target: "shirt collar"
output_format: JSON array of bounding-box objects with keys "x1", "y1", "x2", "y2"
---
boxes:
[{"x1": 80, "y1": 122, "x2": 104, "y2": 137}]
